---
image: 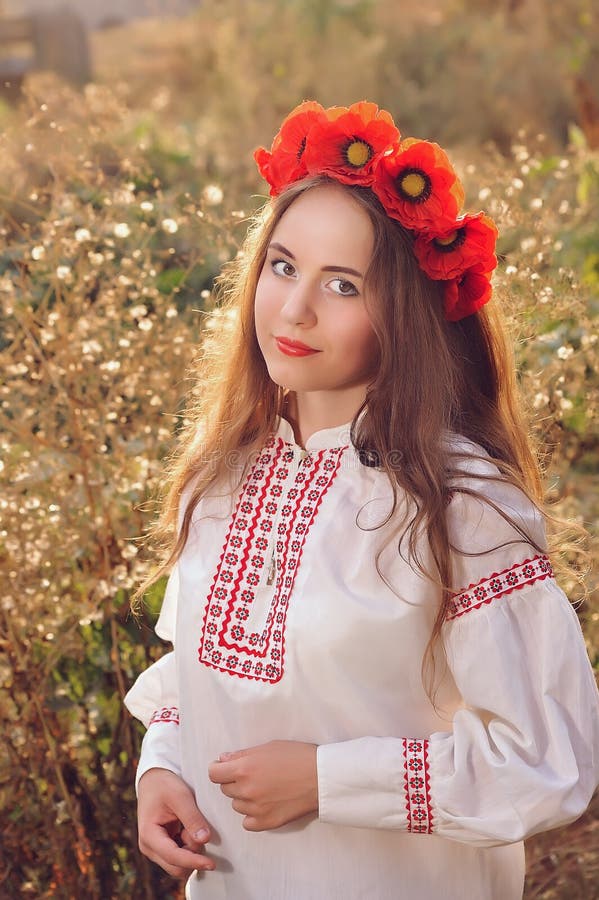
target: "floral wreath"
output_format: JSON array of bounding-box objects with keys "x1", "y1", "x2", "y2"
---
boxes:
[{"x1": 254, "y1": 100, "x2": 498, "y2": 322}]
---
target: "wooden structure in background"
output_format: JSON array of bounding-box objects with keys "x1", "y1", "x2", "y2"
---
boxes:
[{"x1": 0, "y1": 4, "x2": 91, "y2": 97}]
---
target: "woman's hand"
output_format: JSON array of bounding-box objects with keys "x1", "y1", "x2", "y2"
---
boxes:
[
  {"x1": 137, "y1": 768, "x2": 216, "y2": 878},
  {"x1": 208, "y1": 740, "x2": 318, "y2": 832}
]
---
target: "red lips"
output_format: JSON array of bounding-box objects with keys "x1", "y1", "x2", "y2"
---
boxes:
[{"x1": 274, "y1": 335, "x2": 320, "y2": 357}]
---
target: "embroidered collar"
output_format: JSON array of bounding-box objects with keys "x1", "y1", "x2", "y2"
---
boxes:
[{"x1": 275, "y1": 414, "x2": 354, "y2": 451}]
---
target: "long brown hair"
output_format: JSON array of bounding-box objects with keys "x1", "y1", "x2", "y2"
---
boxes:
[{"x1": 132, "y1": 175, "x2": 545, "y2": 706}]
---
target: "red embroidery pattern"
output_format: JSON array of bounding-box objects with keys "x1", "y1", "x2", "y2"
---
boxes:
[
  {"x1": 199, "y1": 435, "x2": 346, "y2": 683},
  {"x1": 149, "y1": 707, "x2": 180, "y2": 726},
  {"x1": 402, "y1": 738, "x2": 434, "y2": 833},
  {"x1": 446, "y1": 554, "x2": 554, "y2": 621}
]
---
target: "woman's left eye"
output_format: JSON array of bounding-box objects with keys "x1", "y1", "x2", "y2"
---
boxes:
[{"x1": 328, "y1": 277, "x2": 359, "y2": 296}]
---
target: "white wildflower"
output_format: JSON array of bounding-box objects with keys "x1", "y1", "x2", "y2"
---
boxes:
[
  {"x1": 161, "y1": 218, "x2": 178, "y2": 234},
  {"x1": 203, "y1": 184, "x2": 224, "y2": 206}
]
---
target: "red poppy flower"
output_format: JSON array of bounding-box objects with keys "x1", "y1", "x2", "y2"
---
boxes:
[
  {"x1": 254, "y1": 100, "x2": 328, "y2": 195},
  {"x1": 301, "y1": 101, "x2": 400, "y2": 185},
  {"x1": 444, "y1": 267, "x2": 493, "y2": 322},
  {"x1": 414, "y1": 212, "x2": 498, "y2": 280},
  {"x1": 372, "y1": 138, "x2": 464, "y2": 231}
]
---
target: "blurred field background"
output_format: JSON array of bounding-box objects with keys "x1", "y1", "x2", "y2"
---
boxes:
[{"x1": 0, "y1": 0, "x2": 598, "y2": 897}]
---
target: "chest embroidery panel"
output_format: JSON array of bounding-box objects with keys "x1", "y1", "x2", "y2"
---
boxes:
[{"x1": 198, "y1": 435, "x2": 347, "y2": 683}]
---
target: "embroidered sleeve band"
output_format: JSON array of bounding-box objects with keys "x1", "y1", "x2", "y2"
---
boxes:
[
  {"x1": 447, "y1": 555, "x2": 554, "y2": 621},
  {"x1": 402, "y1": 738, "x2": 434, "y2": 833},
  {"x1": 149, "y1": 706, "x2": 180, "y2": 726}
]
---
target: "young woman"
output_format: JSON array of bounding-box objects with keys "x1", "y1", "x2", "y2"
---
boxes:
[{"x1": 125, "y1": 101, "x2": 599, "y2": 899}]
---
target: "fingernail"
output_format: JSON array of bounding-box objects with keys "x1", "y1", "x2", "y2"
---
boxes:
[
  {"x1": 194, "y1": 827, "x2": 209, "y2": 841},
  {"x1": 218, "y1": 751, "x2": 233, "y2": 761}
]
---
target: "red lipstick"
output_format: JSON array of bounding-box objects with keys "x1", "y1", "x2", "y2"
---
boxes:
[{"x1": 275, "y1": 336, "x2": 320, "y2": 357}]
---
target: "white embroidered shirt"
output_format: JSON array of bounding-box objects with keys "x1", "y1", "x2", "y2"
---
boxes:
[{"x1": 124, "y1": 416, "x2": 599, "y2": 900}]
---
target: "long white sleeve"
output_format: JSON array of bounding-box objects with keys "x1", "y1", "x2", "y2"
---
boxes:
[
  {"x1": 317, "y1": 484, "x2": 599, "y2": 847},
  {"x1": 124, "y1": 561, "x2": 183, "y2": 791}
]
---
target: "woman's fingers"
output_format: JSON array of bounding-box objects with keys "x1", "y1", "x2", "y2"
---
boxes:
[
  {"x1": 208, "y1": 758, "x2": 239, "y2": 784},
  {"x1": 231, "y1": 797, "x2": 258, "y2": 816},
  {"x1": 137, "y1": 768, "x2": 216, "y2": 877},
  {"x1": 218, "y1": 781, "x2": 240, "y2": 799},
  {"x1": 179, "y1": 826, "x2": 207, "y2": 851},
  {"x1": 163, "y1": 772, "x2": 213, "y2": 843},
  {"x1": 142, "y1": 822, "x2": 215, "y2": 874}
]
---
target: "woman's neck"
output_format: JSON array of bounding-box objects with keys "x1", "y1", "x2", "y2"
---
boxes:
[{"x1": 283, "y1": 389, "x2": 365, "y2": 448}]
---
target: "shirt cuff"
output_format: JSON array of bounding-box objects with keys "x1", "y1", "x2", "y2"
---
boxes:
[
  {"x1": 135, "y1": 706, "x2": 183, "y2": 794},
  {"x1": 317, "y1": 736, "x2": 434, "y2": 832}
]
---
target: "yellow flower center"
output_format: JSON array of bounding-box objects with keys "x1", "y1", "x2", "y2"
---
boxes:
[
  {"x1": 345, "y1": 140, "x2": 372, "y2": 168},
  {"x1": 400, "y1": 172, "x2": 427, "y2": 198},
  {"x1": 434, "y1": 228, "x2": 466, "y2": 253},
  {"x1": 435, "y1": 231, "x2": 458, "y2": 247}
]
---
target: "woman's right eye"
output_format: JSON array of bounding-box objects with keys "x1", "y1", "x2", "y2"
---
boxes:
[{"x1": 272, "y1": 259, "x2": 296, "y2": 277}]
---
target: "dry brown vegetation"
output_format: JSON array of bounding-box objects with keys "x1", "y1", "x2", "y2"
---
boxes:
[{"x1": 1, "y1": 1, "x2": 598, "y2": 896}]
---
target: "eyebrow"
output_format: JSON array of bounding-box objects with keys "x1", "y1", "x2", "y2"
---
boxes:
[{"x1": 268, "y1": 242, "x2": 364, "y2": 278}]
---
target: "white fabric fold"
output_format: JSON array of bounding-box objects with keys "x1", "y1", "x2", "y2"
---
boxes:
[{"x1": 317, "y1": 737, "x2": 408, "y2": 829}]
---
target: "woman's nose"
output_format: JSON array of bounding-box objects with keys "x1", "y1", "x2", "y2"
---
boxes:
[{"x1": 279, "y1": 279, "x2": 318, "y2": 326}]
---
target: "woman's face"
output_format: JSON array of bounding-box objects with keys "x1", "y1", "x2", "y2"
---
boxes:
[{"x1": 254, "y1": 184, "x2": 379, "y2": 412}]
